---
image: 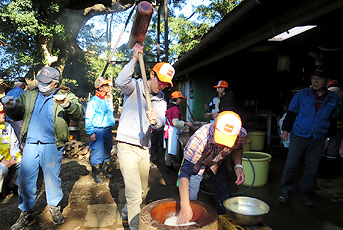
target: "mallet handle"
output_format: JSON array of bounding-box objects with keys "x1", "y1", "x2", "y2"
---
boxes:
[{"x1": 138, "y1": 53, "x2": 155, "y2": 125}]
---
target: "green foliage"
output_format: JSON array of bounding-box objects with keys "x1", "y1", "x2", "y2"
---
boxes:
[
  {"x1": 169, "y1": 0, "x2": 187, "y2": 9},
  {"x1": 84, "y1": 50, "x2": 125, "y2": 105},
  {"x1": 195, "y1": 0, "x2": 242, "y2": 23},
  {"x1": 62, "y1": 78, "x2": 78, "y2": 93},
  {"x1": 77, "y1": 22, "x2": 107, "y2": 55},
  {"x1": 0, "y1": 0, "x2": 243, "y2": 104},
  {"x1": 169, "y1": 16, "x2": 211, "y2": 60},
  {"x1": 146, "y1": 0, "x2": 241, "y2": 62},
  {"x1": 62, "y1": 19, "x2": 126, "y2": 100},
  {"x1": 0, "y1": 0, "x2": 66, "y2": 76}
]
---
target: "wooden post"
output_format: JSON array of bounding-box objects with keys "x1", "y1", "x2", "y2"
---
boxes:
[
  {"x1": 157, "y1": 3, "x2": 162, "y2": 62},
  {"x1": 164, "y1": 0, "x2": 168, "y2": 62}
]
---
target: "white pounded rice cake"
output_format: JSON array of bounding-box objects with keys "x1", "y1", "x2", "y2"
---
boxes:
[{"x1": 164, "y1": 216, "x2": 196, "y2": 226}]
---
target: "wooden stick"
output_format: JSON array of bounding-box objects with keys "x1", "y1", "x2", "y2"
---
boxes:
[
  {"x1": 138, "y1": 53, "x2": 152, "y2": 111},
  {"x1": 138, "y1": 53, "x2": 155, "y2": 125}
]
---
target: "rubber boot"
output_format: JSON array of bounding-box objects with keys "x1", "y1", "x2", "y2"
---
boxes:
[
  {"x1": 91, "y1": 164, "x2": 104, "y2": 183},
  {"x1": 102, "y1": 161, "x2": 113, "y2": 179}
]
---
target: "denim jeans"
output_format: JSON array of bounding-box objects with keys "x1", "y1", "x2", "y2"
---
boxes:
[
  {"x1": 189, "y1": 173, "x2": 203, "y2": 200},
  {"x1": 18, "y1": 143, "x2": 64, "y2": 211},
  {"x1": 89, "y1": 128, "x2": 113, "y2": 165}
]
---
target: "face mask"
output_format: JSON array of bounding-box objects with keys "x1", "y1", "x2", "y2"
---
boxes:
[
  {"x1": 38, "y1": 81, "x2": 57, "y2": 96},
  {"x1": 37, "y1": 81, "x2": 51, "y2": 92}
]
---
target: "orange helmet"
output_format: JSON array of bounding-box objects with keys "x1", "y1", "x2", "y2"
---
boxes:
[
  {"x1": 152, "y1": 62, "x2": 175, "y2": 87},
  {"x1": 213, "y1": 80, "x2": 229, "y2": 88},
  {"x1": 94, "y1": 77, "x2": 111, "y2": 88},
  {"x1": 171, "y1": 91, "x2": 186, "y2": 99},
  {"x1": 328, "y1": 80, "x2": 339, "y2": 88}
]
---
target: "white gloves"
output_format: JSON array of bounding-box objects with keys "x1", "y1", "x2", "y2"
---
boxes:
[
  {"x1": 59, "y1": 101, "x2": 70, "y2": 108},
  {"x1": 1, "y1": 96, "x2": 15, "y2": 108},
  {"x1": 53, "y1": 95, "x2": 70, "y2": 108}
]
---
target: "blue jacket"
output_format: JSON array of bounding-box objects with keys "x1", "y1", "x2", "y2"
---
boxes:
[
  {"x1": 5, "y1": 86, "x2": 24, "y2": 121},
  {"x1": 85, "y1": 95, "x2": 115, "y2": 135},
  {"x1": 288, "y1": 87, "x2": 340, "y2": 140}
]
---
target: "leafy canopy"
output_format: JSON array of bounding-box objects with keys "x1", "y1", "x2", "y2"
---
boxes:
[
  {"x1": 0, "y1": 0, "x2": 66, "y2": 77},
  {"x1": 0, "y1": 0, "x2": 242, "y2": 99}
]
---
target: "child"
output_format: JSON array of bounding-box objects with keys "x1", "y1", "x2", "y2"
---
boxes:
[{"x1": 0, "y1": 103, "x2": 21, "y2": 199}]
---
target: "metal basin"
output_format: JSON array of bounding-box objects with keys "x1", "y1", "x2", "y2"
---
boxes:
[
  {"x1": 190, "y1": 122, "x2": 209, "y2": 132},
  {"x1": 223, "y1": 196, "x2": 270, "y2": 225}
]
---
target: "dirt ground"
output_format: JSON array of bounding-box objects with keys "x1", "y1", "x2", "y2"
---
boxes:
[
  {"x1": 0, "y1": 120, "x2": 131, "y2": 230},
  {"x1": 0, "y1": 116, "x2": 187, "y2": 230},
  {"x1": 0, "y1": 136, "x2": 182, "y2": 230},
  {"x1": 0, "y1": 155, "x2": 131, "y2": 230},
  {"x1": 4, "y1": 133, "x2": 343, "y2": 230}
]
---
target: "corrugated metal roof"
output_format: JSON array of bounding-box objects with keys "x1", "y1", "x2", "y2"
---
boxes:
[{"x1": 174, "y1": 0, "x2": 343, "y2": 78}]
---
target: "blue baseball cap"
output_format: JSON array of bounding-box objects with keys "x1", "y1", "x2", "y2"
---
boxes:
[{"x1": 36, "y1": 67, "x2": 60, "y2": 83}]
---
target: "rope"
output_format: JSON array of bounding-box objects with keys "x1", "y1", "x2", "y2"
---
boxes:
[
  {"x1": 100, "y1": 4, "x2": 136, "y2": 77},
  {"x1": 218, "y1": 215, "x2": 245, "y2": 230}
]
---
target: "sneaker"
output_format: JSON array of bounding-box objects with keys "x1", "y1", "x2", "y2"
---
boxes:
[
  {"x1": 10, "y1": 211, "x2": 35, "y2": 230},
  {"x1": 49, "y1": 206, "x2": 65, "y2": 225},
  {"x1": 300, "y1": 192, "x2": 314, "y2": 207},
  {"x1": 150, "y1": 162, "x2": 157, "y2": 168},
  {"x1": 278, "y1": 192, "x2": 289, "y2": 204}
]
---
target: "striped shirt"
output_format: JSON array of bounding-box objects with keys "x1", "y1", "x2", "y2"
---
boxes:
[{"x1": 183, "y1": 123, "x2": 248, "y2": 175}]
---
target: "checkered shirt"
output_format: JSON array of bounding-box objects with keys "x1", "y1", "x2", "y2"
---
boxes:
[{"x1": 183, "y1": 123, "x2": 248, "y2": 175}]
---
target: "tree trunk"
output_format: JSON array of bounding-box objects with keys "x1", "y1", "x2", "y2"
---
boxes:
[{"x1": 25, "y1": 0, "x2": 134, "y2": 79}]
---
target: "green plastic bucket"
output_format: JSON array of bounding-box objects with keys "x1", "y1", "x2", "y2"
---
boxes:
[
  {"x1": 243, "y1": 139, "x2": 252, "y2": 152},
  {"x1": 248, "y1": 131, "x2": 266, "y2": 151},
  {"x1": 242, "y1": 151, "x2": 272, "y2": 187}
]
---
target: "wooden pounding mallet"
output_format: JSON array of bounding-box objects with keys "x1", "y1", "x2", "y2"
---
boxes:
[{"x1": 128, "y1": 1, "x2": 154, "y2": 119}]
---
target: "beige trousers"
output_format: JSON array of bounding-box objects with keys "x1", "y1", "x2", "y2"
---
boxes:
[{"x1": 117, "y1": 142, "x2": 150, "y2": 230}]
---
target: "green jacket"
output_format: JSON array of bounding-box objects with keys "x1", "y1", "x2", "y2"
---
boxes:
[{"x1": 5, "y1": 86, "x2": 84, "y2": 148}]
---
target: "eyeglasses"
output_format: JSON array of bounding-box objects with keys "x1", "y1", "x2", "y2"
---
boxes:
[{"x1": 156, "y1": 77, "x2": 170, "y2": 87}]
